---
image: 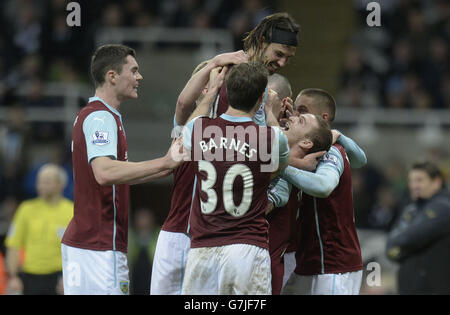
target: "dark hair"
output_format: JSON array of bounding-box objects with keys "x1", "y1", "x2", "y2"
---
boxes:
[
  {"x1": 90, "y1": 44, "x2": 136, "y2": 87},
  {"x1": 410, "y1": 161, "x2": 444, "y2": 181},
  {"x1": 305, "y1": 115, "x2": 332, "y2": 154},
  {"x1": 226, "y1": 61, "x2": 269, "y2": 112},
  {"x1": 243, "y1": 12, "x2": 300, "y2": 54},
  {"x1": 299, "y1": 88, "x2": 336, "y2": 122}
]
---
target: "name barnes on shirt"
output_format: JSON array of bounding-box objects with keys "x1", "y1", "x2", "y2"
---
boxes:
[{"x1": 188, "y1": 121, "x2": 280, "y2": 172}]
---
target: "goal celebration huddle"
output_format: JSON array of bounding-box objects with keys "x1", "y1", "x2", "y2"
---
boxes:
[{"x1": 62, "y1": 12, "x2": 366, "y2": 295}]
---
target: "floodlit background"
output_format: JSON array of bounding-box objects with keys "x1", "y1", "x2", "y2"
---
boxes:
[{"x1": 0, "y1": 0, "x2": 449, "y2": 294}]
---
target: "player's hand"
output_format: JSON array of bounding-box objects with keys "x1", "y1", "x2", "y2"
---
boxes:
[
  {"x1": 208, "y1": 66, "x2": 228, "y2": 93},
  {"x1": 331, "y1": 129, "x2": 341, "y2": 144},
  {"x1": 282, "y1": 97, "x2": 294, "y2": 114},
  {"x1": 263, "y1": 89, "x2": 281, "y2": 126},
  {"x1": 167, "y1": 136, "x2": 185, "y2": 169},
  {"x1": 278, "y1": 97, "x2": 294, "y2": 127},
  {"x1": 289, "y1": 150, "x2": 327, "y2": 171},
  {"x1": 212, "y1": 50, "x2": 248, "y2": 67},
  {"x1": 264, "y1": 89, "x2": 280, "y2": 117}
]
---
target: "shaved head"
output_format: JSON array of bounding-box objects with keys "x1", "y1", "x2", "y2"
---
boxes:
[
  {"x1": 295, "y1": 88, "x2": 336, "y2": 122},
  {"x1": 268, "y1": 73, "x2": 292, "y2": 100}
]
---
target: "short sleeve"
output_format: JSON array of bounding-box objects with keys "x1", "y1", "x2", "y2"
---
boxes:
[
  {"x1": 263, "y1": 126, "x2": 289, "y2": 173},
  {"x1": 171, "y1": 114, "x2": 183, "y2": 139},
  {"x1": 182, "y1": 116, "x2": 201, "y2": 151},
  {"x1": 82, "y1": 111, "x2": 118, "y2": 163},
  {"x1": 274, "y1": 126, "x2": 290, "y2": 167},
  {"x1": 253, "y1": 85, "x2": 269, "y2": 126}
]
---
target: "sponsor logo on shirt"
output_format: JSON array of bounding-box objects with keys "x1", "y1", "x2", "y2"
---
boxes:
[{"x1": 92, "y1": 131, "x2": 110, "y2": 145}]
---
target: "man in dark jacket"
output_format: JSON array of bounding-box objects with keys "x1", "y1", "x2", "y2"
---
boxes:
[{"x1": 386, "y1": 161, "x2": 450, "y2": 294}]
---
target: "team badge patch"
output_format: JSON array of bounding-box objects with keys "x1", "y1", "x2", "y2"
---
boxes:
[
  {"x1": 119, "y1": 280, "x2": 129, "y2": 294},
  {"x1": 323, "y1": 153, "x2": 338, "y2": 166},
  {"x1": 92, "y1": 131, "x2": 110, "y2": 145}
]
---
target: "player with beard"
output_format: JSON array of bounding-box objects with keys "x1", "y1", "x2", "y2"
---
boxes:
[{"x1": 151, "y1": 12, "x2": 306, "y2": 295}]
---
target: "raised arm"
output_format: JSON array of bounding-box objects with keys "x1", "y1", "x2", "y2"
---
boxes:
[
  {"x1": 175, "y1": 50, "x2": 247, "y2": 126},
  {"x1": 281, "y1": 146, "x2": 344, "y2": 198},
  {"x1": 185, "y1": 66, "x2": 228, "y2": 123},
  {"x1": 266, "y1": 176, "x2": 292, "y2": 214},
  {"x1": 333, "y1": 130, "x2": 367, "y2": 169}
]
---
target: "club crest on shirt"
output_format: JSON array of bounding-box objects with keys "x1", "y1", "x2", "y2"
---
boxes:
[
  {"x1": 92, "y1": 131, "x2": 110, "y2": 145},
  {"x1": 119, "y1": 280, "x2": 129, "y2": 294}
]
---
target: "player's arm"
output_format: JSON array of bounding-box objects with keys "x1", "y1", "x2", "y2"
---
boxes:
[
  {"x1": 91, "y1": 142, "x2": 182, "y2": 186},
  {"x1": 333, "y1": 130, "x2": 367, "y2": 169},
  {"x1": 185, "y1": 66, "x2": 228, "y2": 123},
  {"x1": 84, "y1": 111, "x2": 182, "y2": 186},
  {"x1": 175, "y1": 60, "x2": 211, "y2": 126},
  {"x1": 91, "y1": 156, "x2": 172, "y2": 186},
  {"x1": 270, "y1": 127, "x2": 290, "y2": 179},
  {"x1": 289, "y1": 151, "x2": 327, "y2": 172},
  {"x1": 126, "y1": 136, "x2": 186, "y2": 185},
  {"x1": 176, "y1": 50, "x2": 247, "y2": 126},
  {"x1": 281, "y1": 146, "x2": 344, "y2": 198},
  {"x1": 266, "y1": 177, "x2": 292, "y2": 214},
  {"x1": 127, "y1": 170, "x2": 174, "y2": 185},
  {"x1": 262, "y1": 88, "x2": 281, "y2": 127}
]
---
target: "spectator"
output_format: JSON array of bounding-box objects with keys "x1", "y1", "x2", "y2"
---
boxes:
[
  {"x1": 9, "y1": 1, "x2": 43, "y2": 56},
  {"x1": 128, "y1": 207, "x2": 160, "y2": 295},
  {"x1": 386, "y1": 161, "x2": 450, "y2": 294},
  {"x1": 0, "y1": 104, "x2": 30, "y2": 200},
  {"x1": 4, "y1": 163, "x2": 73, "y2": 295},
  {"x1": 344, "y1": 0, "x2": 448, "y2": 109}
]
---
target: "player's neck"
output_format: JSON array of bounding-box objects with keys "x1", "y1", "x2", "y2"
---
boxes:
[
  {"x1": 225, "y1": 107, "x2": 255, "y2": 118},
  {"x1": 246, "y1": 47, "x2": 264, "y2": 62},
  {"x1": 95, "y1": 87, "x2": 121, "y2": 110},
  {"x1": 288, "y1": 141, "x2": 306, "y2": 159}
]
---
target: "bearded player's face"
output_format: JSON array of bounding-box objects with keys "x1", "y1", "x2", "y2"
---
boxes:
[{"x1": 260, "y1": 43, "x2": 296, "y2": 74}]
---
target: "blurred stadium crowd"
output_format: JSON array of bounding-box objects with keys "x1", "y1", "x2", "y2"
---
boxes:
[
  {"x1": 340, "y1": 0, "x2": 449, "y2": 109},
  {"x1": 343, "y1": 0, "x2": 449, "y2": 228},
  {"x1": 0, "y1": 0, "x2": 449, "y2": 294}
]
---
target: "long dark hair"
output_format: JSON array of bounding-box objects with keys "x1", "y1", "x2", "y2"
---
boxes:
[{"x1": 243, "y1": 12, "x2": 300, "y2": 55}]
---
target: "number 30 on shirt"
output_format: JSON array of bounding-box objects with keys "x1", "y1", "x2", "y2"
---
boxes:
[{"x1": 198, "y1": 160, "x2": 254, "y2": 217}]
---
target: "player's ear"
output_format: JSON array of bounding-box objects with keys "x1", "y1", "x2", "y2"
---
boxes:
[
  {"x1": 106, "y1": 70, "x2": 117, "y2": 85},
  {"x1": 298, "y1": 139, "x2": 313, "y2": 151},
  {"x1": 322, "y1": 112, "x2": 329, "y2": 122}
]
